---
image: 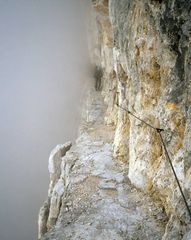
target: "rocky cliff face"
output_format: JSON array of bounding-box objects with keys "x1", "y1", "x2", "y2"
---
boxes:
[{"x1": 38, "y1": 0, "x2": 191, "y2": 239}]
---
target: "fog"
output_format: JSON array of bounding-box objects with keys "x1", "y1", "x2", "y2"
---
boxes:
[{"x1": 0, "y1": 1, "x2": 89, "y2": 240}]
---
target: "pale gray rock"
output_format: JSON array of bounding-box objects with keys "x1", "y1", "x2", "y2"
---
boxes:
[
  {"x1": 38, "y1": 201, "x2": 49, "y2": 239},
  {"x1": 93, "y1": 0, "x2": 191, "y2": 237},
  {"x1": 39, "y1": 88, "x2": 166, "y2": 240},
  {"x1": 38, "y1": 0, "x2": 191, "y2": 239},
  {"x1": 48, "y1": 142, "x2": 72, "y2": 196},
  {"x1": 38, "y1": 142, "x2": 72, "y2": 239}
]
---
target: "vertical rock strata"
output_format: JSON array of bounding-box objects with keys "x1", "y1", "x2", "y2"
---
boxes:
[
  {"x1": 38, "y1": 142, "x2": 72, "y2": 239},
  {"x1": 38, "y1": 0, "x2": 191, "y2": 239},
  {"x1": 92, "y1": 0, "x2": 191, "y2": 235}
]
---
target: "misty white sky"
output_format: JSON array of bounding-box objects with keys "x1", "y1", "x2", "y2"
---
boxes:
[{"x1": 0, "y1": 1, "x2": 89, "y2": 240}]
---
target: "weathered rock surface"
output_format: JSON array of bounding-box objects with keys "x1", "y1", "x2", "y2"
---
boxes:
[
  {"x1": 38, "y1": 142, "x2": 72, "y2": 239},
  {"x1": 88, "y1": 0, "x2": 191, "y2": 238},
  {"x1": 38, "y1": 0, "x2": 191, "y2": 239},
  {"x1": 39, "y1": 88, "x2": 167, "y2": 240}
]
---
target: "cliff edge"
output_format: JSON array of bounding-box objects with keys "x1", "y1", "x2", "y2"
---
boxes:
[{"x1": 38, "y1": 1, "x2": 191, "y2": 239}]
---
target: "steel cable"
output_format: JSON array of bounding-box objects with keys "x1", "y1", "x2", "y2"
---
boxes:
[{"x1": 116, "y1": 103, "x2": 191, "y2": 221}]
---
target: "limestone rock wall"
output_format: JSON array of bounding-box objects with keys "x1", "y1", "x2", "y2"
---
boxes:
[
  {"x1": 38, "y1": 1, "x2": 191, "y2": 239},
  {"x1": 90, "y1": 0, "x2": 191, "y2": 238}
]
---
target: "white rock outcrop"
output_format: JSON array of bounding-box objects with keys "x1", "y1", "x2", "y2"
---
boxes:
[{"x1": 38, "y1": 142, "x2": 72, "y2": 239}]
